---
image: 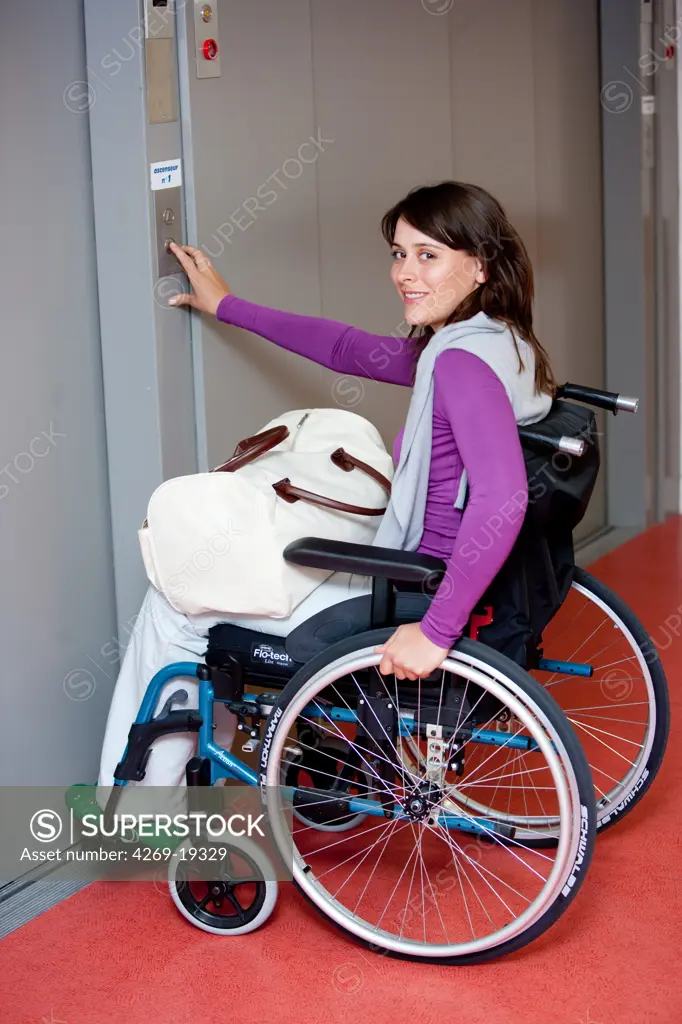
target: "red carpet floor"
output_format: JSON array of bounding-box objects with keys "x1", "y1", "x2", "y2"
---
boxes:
[{"x1": 2, "y1": 519, "x2": 681, "y2": 1024}]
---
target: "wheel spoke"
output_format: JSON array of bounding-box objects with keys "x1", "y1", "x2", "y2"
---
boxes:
[
  {"x1": 531, "y1": 569, "x2": 662, "y2": 832},
  {"x1": 225, "y1": 890, "x2": 248, "y2": 923}
]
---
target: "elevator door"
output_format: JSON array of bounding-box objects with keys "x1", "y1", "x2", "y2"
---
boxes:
[{"x1": 179, "y1": 0, "x2": 605, "y2": 541}]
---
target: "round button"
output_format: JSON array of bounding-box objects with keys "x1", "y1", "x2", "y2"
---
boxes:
[{"x1": 202, "y1": 38, "x2": 219, "y2": 61}]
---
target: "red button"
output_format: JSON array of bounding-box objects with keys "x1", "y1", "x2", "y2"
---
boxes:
[{"x1": 202, "y1": 38, "x2": 219, "y2": 61}]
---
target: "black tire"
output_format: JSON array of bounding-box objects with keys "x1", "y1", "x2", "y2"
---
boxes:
[
  {"x1": 259, "y1": 628, "x2": 596, "y2": 965},
  {"x1": 545, "y1": 567, "x2": 670, "y2": 836}
]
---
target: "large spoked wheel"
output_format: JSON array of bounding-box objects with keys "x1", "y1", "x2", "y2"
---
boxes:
[
  {"x1": 259, "y1": 629, "x2": 596, "y2": 965},
  {"x1": 530, "y1": 567, "x2": 670, "y2": 837}
]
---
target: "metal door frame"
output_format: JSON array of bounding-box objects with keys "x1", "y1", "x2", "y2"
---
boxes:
[{"x1": 600, "y1": 0, "x2": 679, "y2": 529}]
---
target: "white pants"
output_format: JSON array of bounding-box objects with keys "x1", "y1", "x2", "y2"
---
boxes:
[{"x1": 96, "y1": 571, "x2": 372, "y2": 810}]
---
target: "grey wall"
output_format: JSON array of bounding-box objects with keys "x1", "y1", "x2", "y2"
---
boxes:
[
  {"x1": 447, "y1": 0, "x2": 606, "y2": 539},
  {"x1": 178, "y1": 0, "x2": 606, "y2": 540},
  {"x1": 0, "y1": 1, "x2": 118, "y2": 785}
]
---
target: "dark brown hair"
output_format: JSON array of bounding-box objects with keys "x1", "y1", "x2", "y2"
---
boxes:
[{"x1": 381, "y1": 181, "x2": 556, "y2": 396}]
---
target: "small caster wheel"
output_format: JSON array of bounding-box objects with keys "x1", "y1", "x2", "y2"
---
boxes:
[{"x1": 168, "y1": 836, "x2": 277, "y2": 935}]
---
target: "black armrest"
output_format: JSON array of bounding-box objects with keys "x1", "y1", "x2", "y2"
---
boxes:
[{"x1": 283, "y1": 537, "x2": 446, "y2": 584}]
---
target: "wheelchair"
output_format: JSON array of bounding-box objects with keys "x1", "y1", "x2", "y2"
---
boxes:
[{"x1": 87, "y1": 382, "x2": 669, "y2": 966}]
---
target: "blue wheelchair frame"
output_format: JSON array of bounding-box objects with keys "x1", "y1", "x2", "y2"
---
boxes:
[{"x1": 109, "y1": 649, "x2": 594, "y2": 840}]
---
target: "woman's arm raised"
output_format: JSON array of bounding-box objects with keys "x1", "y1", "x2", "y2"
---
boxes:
[
  {"x1": 216, "y1": 294, "x2": 414, "y2": 386},
  {"x1": 167, "y1": 242, "x2": 414, "y2": 387}
]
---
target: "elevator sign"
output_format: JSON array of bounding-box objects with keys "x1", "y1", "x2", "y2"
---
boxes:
[{"x1": 150, "y1": 159, "x2": 183, "y2": 191}]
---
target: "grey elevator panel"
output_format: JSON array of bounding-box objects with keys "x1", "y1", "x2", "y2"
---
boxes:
[
  {"x1": 146, "y1": 38, "x2": 178, "y2": 124},
  {"x1": 144, "y1": 0, "x2": 177, "y2": 123},
  {"x1": 193, "y1": 0, "x2": 222, "y2": 78},
  {"x1": 154, "y1": 187, "x2": 184, "y2": 278}
]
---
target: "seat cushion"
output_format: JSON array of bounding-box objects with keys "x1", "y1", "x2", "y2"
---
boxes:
[
  {"x1": 206, "y1": 621, "x2": 301, "y2": 676},
  {"x1": 206, "y1": 587, "x2": 433, "y2": 671}
]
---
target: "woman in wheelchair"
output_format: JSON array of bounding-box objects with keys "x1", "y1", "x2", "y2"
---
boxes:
[
  {"x1": 99, "y1": 181, "x2": 550, "y2": 792},
  {"x1": 86, "y1": 181, "x2": 667, "y2": 963}
]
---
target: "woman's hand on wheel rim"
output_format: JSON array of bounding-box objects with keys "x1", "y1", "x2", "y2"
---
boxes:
[
  {"x1": 374, "y1": 622, "x2": 450, "y2": 680},
  {"x1": 167, "y1": 242, "x2": 231, "y2": 317}
]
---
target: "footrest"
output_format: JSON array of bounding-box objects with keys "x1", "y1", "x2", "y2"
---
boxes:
[{"x1": 113, "y1": 709, "x2": 203, "y2": 782}]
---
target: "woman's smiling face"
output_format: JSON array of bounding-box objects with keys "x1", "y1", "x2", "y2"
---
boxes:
[{"x1": 389, "y1": 216, "x2": 486, "y2": 331}]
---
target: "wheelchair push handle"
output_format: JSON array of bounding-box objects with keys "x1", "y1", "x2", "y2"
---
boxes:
[
  {"x1": 556, "y1": 381, "x2": 639, "y2": 415},
  {"x1": 516, "y1": 379, "x2": 639, "y2": 461},
  {"x1": 517, "y1": 428, "x2": 586, "y2": 457}
]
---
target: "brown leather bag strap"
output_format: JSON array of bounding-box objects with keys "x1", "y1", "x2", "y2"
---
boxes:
[
  {"x1": 272, "y1": 478, "x2": 387, "y2": 516},
  {"x1": 330, "y1": 447, "x2": 392, "y2": 495},
  {"x1": 141, "y1": 426, "x2": 392, "y2": 527},
  {"x1": 271, "y1": 445, "x2": 392, "y2": 516},
  {"x1": 213, "y1": 425, "x2": 290, "y2": 473}
]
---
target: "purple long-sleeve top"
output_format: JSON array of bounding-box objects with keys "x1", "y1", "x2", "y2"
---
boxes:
[{"x1": 216, "y1": 294, "x2": 529, "y2": 648}]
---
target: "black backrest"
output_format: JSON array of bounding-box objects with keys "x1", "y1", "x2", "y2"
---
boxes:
[{"x1": 520, "y1": 399, "x2": 601, "y2": 532}]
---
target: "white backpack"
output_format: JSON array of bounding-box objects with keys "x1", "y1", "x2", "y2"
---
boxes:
[{"x1": 138, "y1": 408, "x2": 394, "y2": 617}]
